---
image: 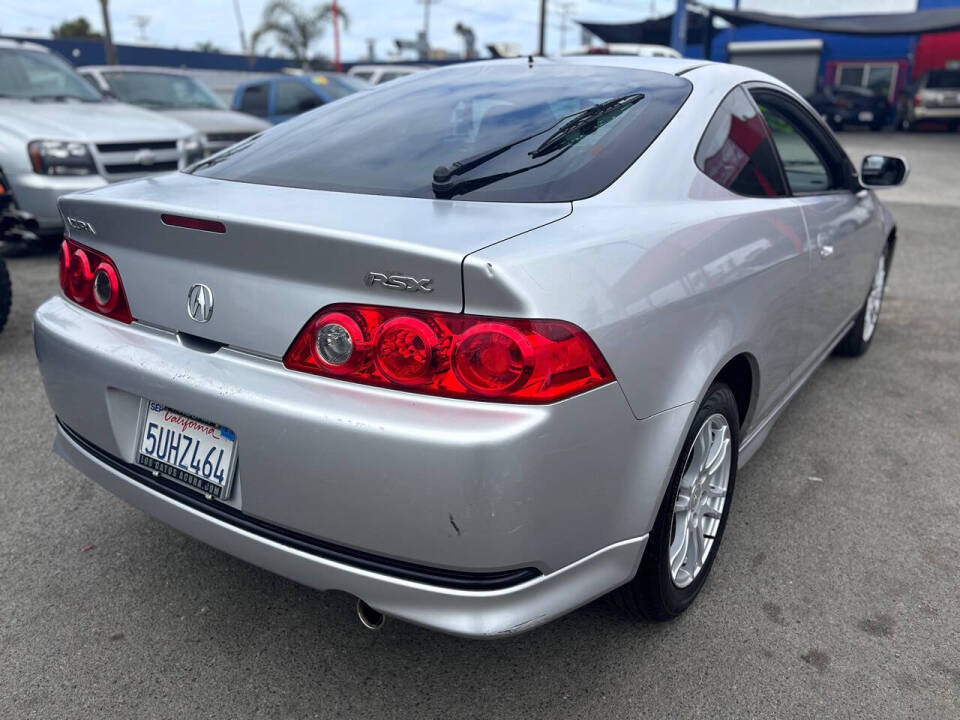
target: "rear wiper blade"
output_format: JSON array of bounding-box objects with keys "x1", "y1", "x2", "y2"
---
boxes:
[
  {"x1": 528, "y1": 92, "x2": 644, "y2": 159},
  {"x1": 432, "y1": 91, "x2": 645, "y2": 196}
]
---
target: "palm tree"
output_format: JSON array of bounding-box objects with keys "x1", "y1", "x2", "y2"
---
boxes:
[{"x1": 251, "y1": 1, "x2": 349, "y2": 68}]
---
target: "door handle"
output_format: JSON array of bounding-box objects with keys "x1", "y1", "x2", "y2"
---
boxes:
[{"x1": 819, "y1": 244, "x2": 835, "y2": 258}]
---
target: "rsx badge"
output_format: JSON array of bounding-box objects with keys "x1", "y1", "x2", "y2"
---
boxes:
[{"x1": 364, "y1": 272, "x2": 434, "y2": 293}]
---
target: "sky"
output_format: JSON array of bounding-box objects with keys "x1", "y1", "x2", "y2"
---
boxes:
[{"x1": 2, "y1": 0, "x2": 920, "y2": 62}]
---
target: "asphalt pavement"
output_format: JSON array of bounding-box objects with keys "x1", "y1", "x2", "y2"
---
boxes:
[{"x1": 1, "y1": 132, "x2": 958, "y2": 719}]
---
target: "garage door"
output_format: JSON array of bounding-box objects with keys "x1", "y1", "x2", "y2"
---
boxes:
[{"x1": 728, "y1": 39, "x2": 824, "y2": 98}]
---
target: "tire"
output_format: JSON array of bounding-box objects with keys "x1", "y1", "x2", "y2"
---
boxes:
[
  {"x1": 611, "y1": 383, "x2": 740, "y2": 621},
  {"x1": 834, "y1": 244, "x2": 889, "y2": 357},
  {"x1": 0, "y1": 259, "x2": 10, "y2": 334}
]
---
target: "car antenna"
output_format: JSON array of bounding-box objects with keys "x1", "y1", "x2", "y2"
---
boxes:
[{"x1": 528, "y1": 54, "x2": 534, "y2": 68}]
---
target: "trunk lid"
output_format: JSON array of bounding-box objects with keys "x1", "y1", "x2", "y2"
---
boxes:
[{"x1": 58, "y1": 172, "x2": 570, "y2": 357}]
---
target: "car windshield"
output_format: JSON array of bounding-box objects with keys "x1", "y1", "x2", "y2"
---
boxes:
[
  {"x1": 191, "y1": 62, "x2": 691, "y2": 202},
  {"x1": 101, "y1": 71, "x2": 226, "y2": 109},
  {"x1": 309, "y1": 73, "x2": 368, "y2": 98},
  {"x1": 0, "y1": 48, "x2": 102, "y2": 101},
  {"x1": 927, "y1": 70, "x2": 960, "y2": 89}
]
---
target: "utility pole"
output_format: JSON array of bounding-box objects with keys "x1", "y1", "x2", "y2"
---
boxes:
[
  {"x1": 416, "y1": 0, "x2": 438, "y2": 51},
  {"x1": 537, "y1": 0, "x2": 547, "y2": 56},
  {"x1": 232, "y1": 0, "x2": 248, "y2": 54},
  {"x1": 669, "y1": 0, "x2": 688, "y2": 54},
  {"x1": 99, "y1": 0, "x2": 117, "y2": 65},
  {"x1": 332, "y1": 0, "x2": 342, "y2": 71},
  {"x1": 556, "y1": 1, "x2": 575, "y2": 53}
]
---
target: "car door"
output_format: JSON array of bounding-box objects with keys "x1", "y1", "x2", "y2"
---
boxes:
[
  {"x1": 750, "y1": 87, "x2": 881, "y2": 376},
  {"x1": 236, "y1": 82, "x2": 271, "y2": 121},
  {"x1": 271, "y1": 79, "x2": 323, "y2": 123},
  {"x1": 694, "y1": 86, "x2": 808, "y2": 419}
]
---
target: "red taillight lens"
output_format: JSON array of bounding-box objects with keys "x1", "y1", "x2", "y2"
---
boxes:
[
  {"x1": 284, "y1": 304, "x2": 614, "y2": 404},
  {"x1": 913, "y1": 94, "x2": 923, "y2": 107},
  {"x1": 59, "y1": 236, "x2": 133, "y2": 323}
]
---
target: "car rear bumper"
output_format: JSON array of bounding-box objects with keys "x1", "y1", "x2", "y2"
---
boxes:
[
  {"x1": 53, "y1": 420, "x2": 647, "y2": 637},
  {"x1": 914, "y1": 106, "x2": 960, "y2": 120},
  {"x1": 35, "y1": 295, "x2": 691, "y2": 635}
]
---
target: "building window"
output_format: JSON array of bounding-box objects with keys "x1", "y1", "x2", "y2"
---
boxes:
[{"x1": 833, "y1": 62, "x2": 899, "y2": 101}]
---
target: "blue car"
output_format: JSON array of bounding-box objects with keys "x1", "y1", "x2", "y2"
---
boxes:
[{"x1": 232, "y1": 73, "x2": 368, "y2": 124}]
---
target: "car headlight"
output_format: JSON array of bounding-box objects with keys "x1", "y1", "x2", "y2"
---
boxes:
[
  {"x1": 178, "y1": 135, "x2": 206, "y2": 166},
  {"x1": 28, "y1": 140, "x2": 96, "y2": 176}
]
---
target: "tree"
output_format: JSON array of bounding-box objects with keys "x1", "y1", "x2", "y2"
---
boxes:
[
  {"x1": 195, "y1": 41, "x2": 223, "y2": 53},
  {"x1": 250, "y1": 1, "x2": 349, "y2": 67},
  {"x1": 51, "y1": 17, "x2": 101, "y2": 39}
]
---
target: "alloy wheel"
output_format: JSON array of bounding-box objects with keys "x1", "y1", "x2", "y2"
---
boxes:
[{"x1": 669, "y1": 413, "x2": 732, "y2": 588}]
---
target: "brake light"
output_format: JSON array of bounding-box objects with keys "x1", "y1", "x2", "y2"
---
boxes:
[
  {"x1": 913, "y1": 93, "x2": 923, "y2": 107},
  {"x1": 284, "y1": 304, "x2": 614, "y2": 403},
  {"x1": 59, "y1": 237, "x2": 133, "y2": 323}
]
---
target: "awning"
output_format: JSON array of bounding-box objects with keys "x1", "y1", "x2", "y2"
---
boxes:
[
  {"x1": 578, "y1": 9, "x2": 710, "y2": 46},
  {"x1": 699, "y1": 6, "x2": 960, "y2": 36},
  {"x1": 579, "y1": 7, "x2": 960, "y2": 45}
]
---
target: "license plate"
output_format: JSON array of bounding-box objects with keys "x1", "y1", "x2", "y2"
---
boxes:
[
  {"x1": 138, "y1": 402, "x2": 237, "y2": 499},
  {"x1": 858, "y1": 111, "x2": 874, "y2": 122}
]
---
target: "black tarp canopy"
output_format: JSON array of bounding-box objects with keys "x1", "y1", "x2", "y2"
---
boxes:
[
  {"x1": 579, "y1": 7, "x2": 960, "y2": 45},
  {"x1": 705, "y1": 6, "x2": 960, "y2": 35}
]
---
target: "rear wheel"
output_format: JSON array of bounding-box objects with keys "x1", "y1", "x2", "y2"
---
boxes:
[
  {"x1": 0, "y1": 258, "x2": 10, "y2": 334},
  {"x1": 611, "y1": 383, "x2": 739, "y2": 621},
  {"x1": 834, "y1": 245, "x2": 888, "y2": 357}
]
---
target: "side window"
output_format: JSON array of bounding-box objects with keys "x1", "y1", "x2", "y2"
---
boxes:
[
  {"x1": 695, "y1": 86, "x2": 787, "y2": 198},
  {"x1": 240, "y1": 84, "x2": 269, "y2": 117},
  {"x1": 274, "y1": 80, "x2": 321, "y2": 115},
  {"x1": 754, "y1": 99, "x2": 833, "y2": 194}
]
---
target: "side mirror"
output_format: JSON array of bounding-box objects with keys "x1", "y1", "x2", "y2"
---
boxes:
[{"x1": 860, "y1": 154, "x2": 909, "y2": 188}]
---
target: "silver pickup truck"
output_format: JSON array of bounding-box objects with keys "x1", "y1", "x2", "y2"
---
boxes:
[{"x1": 0, "y1": 39, "x2": 202, "y2": 247}]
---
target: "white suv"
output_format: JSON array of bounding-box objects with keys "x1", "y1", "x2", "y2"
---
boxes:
[{"x1": 0, "y1": 40, "x2": 202, "y2": 245}]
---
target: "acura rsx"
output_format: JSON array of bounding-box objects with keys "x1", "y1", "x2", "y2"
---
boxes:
[{"x1": 35, "y1": 56, "x2": 907, "y2": 637}]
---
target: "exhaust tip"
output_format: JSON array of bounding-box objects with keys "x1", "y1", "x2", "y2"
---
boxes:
[{"x1": 356, "y1": 599, "x2": 385, "y2": 630}]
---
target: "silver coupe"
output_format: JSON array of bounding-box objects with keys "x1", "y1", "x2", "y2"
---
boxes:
[{"x1": 35, "y1": 56, "x2": 907, "y2": 637}]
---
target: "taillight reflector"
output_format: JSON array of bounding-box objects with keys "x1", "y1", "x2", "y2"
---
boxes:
[
  {"x1": 161, "y1": 214, "x2": 226, "y2": 233},
  {"x1": 59, "y1": 237, "x2": 133, "y2": 323},
  {"x1": 283, "y1": 304, "x2": 614, "y2": 404}
]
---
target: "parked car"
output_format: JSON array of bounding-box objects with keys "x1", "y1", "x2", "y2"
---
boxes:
[
  {"x1": 0, "y1": 40, "x2": 202, "y2": 246},
  {"x1": 896, "y1": 69, "x2": 960, "y2": 131},
  {"x1": 347, "y1": 64, "x2": 427, "y2": 85},
  {"x1": 807, "y1": 84, "x2": 888, "y2": 130},
  {"x1": 78, "y1": 66, "x2": 272, "y2": 155},
  {"x1": 562, "y1": 43, "x2": 682, "y2": 58},
  {"x1": 36, "y1": 57, "x2": 906, "y2": 637},
  {"x1": 232, "y1": 73, "x2": 367, "y2": 124}
]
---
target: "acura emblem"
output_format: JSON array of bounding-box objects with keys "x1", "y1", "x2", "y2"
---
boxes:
[{"x1": 187, "y1": 283, "x2": 214, "y2": 323}]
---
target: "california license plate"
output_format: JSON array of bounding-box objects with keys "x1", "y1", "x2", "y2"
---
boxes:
[
  {"x1": 858, "y1": 111, "x2": 874, "y2": 122},
  {"x1": 138, "y1": 402, "x2": 237, "y2": 499}
]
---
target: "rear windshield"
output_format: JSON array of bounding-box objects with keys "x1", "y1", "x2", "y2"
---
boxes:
[
  {"x1": 191, "y1": 62, "x2": 691, "y2": 202},
  {"x1": 927, "y1": 70, "x2": 960, "y2": 89}
]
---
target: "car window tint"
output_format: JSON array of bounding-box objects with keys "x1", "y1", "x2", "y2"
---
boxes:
[
  {"x1": 756, "y1": 102, "x2": 832, "y2": 194},
  {"x1": 695, "y1": 86, "x2": 786, "y2": 198},
  {"x1": 240, "y1": 84, "x2": 269, "y2": 116},
  {"x1": 274, "y1": 80, "x2": 319, "y2": 115},
  {"x1": 377, "y1": 72, "x2": 403, "y2": 83},
  {"x1": 352, "y1": 71, "x2": 373, "y2": 81},
  {"x1": 191, "y1": 63, "x2": 692, "y2": 203},
  {"x1": 927, "y1": 70, "x2": 960, "y2": 88}
]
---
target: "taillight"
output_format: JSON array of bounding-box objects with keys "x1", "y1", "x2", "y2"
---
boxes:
[
  {"x1": 59, "y1": 237, "x2": 133, "y2": 323},
  {"x1": 913, "y1": 93, "x2": 923, "y2": 107},
  {"x1": 283, "y1": 304, "x2": 614, "y2": 404}
]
